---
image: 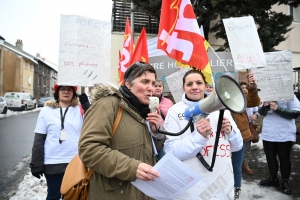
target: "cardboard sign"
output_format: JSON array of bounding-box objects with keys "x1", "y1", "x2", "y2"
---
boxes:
[
  {"x1": 251, "y1": 50, "x2": 293, "y2": 101},
  {"x1": 165, "y1": 68, "x2": 190, "y2": 103},
  {"x1": 58, "y1": 15, "x2": 111, "y2": 86},
  {"x1": 223, "y1": 16, "x2": 266, "y2": 70}
]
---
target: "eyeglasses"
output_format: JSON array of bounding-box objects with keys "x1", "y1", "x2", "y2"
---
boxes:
[{"x1": 59, "y1": 87, "x2": 73, "y2": 93}]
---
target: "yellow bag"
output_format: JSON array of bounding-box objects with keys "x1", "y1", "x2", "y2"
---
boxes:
[{"x1": 61, "y1": 106, "x2": 123, "y2": 200}]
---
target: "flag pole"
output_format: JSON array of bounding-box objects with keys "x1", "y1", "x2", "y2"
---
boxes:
[{"x1": 208, "y1": 46, "x2": 229, "y2": 72}]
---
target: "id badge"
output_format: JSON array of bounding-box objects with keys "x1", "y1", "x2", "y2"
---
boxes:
[{"x1": 60, "y1": 129, "x2": 67, "y2": 141}]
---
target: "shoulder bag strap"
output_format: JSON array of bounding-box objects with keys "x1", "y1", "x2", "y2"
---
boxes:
[
  {"x1": 111, "y1": 106, "x2": 123, "y2": 138},
  {"x1": 85, "y1": 106, "x2": 123, "y2": 179}
]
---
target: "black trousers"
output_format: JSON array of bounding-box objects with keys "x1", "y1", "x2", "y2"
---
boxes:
[{"x1": 263, "y1": 140, "x2": 293, "y2": 180}]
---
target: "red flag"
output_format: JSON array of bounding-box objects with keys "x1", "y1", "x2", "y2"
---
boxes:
[
  {"x1": 157, "y1": 0, "x2": 208, "y2": 70},
  {"x1": 129, "y1": 27, "x2": 149, "y2": 65},
  {"x1": 119, "y1": 17, "x2": 134, "y2": 85},
  {"x1": 118, "y1": 50, "x2": 121, "y2": 80}
]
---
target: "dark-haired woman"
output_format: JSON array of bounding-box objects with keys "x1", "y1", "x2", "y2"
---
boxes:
[
  {"x1": 30, "y1": 85, "x2": 90, "y2": 200},
  {"x1": 164, "y1": 70, "x2": 243, "y2": 199},
  {"x1": 78, "y1": 62, "x2": 165, "y2": 200}
]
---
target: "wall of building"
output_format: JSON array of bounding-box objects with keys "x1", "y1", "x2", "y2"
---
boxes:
[
  {"x1": 2, "y1": 50, "x2": 20, "y2": 94},
  {"x1": 21, "y1": 61, "x2": 34, "y2": 95}
]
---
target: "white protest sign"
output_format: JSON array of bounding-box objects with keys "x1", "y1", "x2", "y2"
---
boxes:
[
  {"x1": 166, "y1": 68, "x2": 190, "y2": 103},
  {"x1": 251, "y1": 50, "x2": 293, "y2": 101},
  {"x1": 58, "y1": 15, "x2": 111, "y2": 86},
  {"x1": 223, "y1": 16, "x2": 266, "y2": 71}
]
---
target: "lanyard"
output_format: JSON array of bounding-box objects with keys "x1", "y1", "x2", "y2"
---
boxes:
[{"x1": 60, "y1": 106, "x2": 69, "y2": 130}]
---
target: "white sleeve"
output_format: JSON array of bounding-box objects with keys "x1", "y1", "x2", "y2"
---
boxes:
[
  {"x1": 289, "y1": 95, "x2": 300, "y2": 111},
  {"x1": 163, "y1": 107, "x2": 208, "y2": 161},
  {"x1": 224, "y1": 111, "x2": 243, "y2": 152},
  {"x1": 34, "y1": 108, "x2": 47, "y2": 134}
]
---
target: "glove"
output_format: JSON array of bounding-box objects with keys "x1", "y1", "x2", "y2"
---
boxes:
[
  {"x1": 32, "y1": 171, "x2": 44, "y2": 179},
  {"x1": 79, "y1": 93, "x2": 88, "y2": 104}
]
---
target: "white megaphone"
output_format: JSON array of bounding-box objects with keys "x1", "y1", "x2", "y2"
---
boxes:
[{"x1": 184, "y1": 74, "x2": 246, "y2": 120}]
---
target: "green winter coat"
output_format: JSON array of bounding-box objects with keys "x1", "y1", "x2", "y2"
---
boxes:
[{"x1": 78, "y1": 84, "x2": 161, "y2": 200}]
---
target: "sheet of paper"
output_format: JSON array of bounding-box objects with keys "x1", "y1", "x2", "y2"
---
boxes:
[{"x1": 131, "y1": 152, "x2": 201, "y2": 200}]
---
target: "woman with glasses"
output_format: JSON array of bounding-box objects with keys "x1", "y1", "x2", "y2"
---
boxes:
[
  {"x1": 78, "y1": 62, "x2": 165, "y2": 200},
  {"x1": 30, "y1": 84, "x2": 90, "y2": 200}
]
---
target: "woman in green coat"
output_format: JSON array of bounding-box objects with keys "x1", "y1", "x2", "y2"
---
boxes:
[{"x1": 79, "y1": 62, "x2": 165, "y2": 200}]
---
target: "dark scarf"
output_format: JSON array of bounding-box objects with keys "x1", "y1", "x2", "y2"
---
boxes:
[
  {"x1": 119, "y1": 86, "x2": 150, "y2": 119},
  {"x1": 158, "y1": 94, "x2": 163, "y2": 102}
]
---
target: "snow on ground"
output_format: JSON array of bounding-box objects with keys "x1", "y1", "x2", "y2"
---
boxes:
[
  {"x1": 0, "y1": 107, "x2": 41, "y2": 119},
  {"x1": 9, "y1": 146, "x2": 299, "y2": 200},
  {"x1": 10, "y1": 169, "x2": 297, "y2": 200},
  {"x1": 4, "y1": 111, "x2": 300, "y2": 199}
]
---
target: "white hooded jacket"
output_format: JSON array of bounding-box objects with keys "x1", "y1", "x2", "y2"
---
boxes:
[{"x1": 164, "y1": 94, "x2": 243, "y2": 200}]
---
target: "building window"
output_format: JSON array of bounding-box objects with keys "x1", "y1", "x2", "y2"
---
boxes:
[
  {"x1": 38, "y1": 76, "x2": 42, "y2": 86},
  {"x1": 30, "y1": 64, "x2": 33, "y2": 71},
  {"x1": 112, "y1": 1, "x2": 159, "y2": 34},
  {"x1": 38, "y1": 64, "x2": 41, "y2": 70},
  {"x1": 25, "y1": 62, "x2": 29, "y2": 69},
  {"x1": 28, "y1": 76, "x2": 32, "y2": 86},
  {"x1": 290, "y1": 6, "x2": 300, "y2": 22}
]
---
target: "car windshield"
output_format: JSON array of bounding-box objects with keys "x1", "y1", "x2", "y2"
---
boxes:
[{"x1": 41, "y1": 97, "x2": 50, "y2": 101}]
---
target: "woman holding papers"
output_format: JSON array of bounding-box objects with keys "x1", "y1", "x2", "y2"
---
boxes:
[
  {"x1": 78, "y1": 62, "x2": 165, "y2": 200},
  {"x1": 164, "y1": 70, "x2": 243, "y2": 200}
]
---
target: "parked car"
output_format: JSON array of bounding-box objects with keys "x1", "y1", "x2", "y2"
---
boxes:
[
  {"x1": 3, "y1": 92, "x2": 36, "y2": 111},
  {"x1": 38, "y1": 97, "x2": 51, "y2": 107},
  {"x1": 0, "y1": 96, "x2": 8, "y2": 114}
]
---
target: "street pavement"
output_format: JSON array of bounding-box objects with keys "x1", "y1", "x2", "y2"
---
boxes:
[{"x1": 0, "y1": 111, "x2": 39, "y2": 199}]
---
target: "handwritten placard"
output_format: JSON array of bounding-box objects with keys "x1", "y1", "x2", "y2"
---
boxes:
[
  {"x1": 166, "y1": 68, "x2": 190, "y2": 103},
  {"x1": 251, "y1": 50, "x2": 293, "y2": 101},
  {"x1": 223, "y1": 16, "x2": 266, "y2": 71},
  {"x1": 58, "y1": 14, "x2": 111, "y2": 86}
]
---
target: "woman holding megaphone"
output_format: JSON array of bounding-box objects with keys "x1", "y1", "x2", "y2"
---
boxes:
[{"x1": 164, "y1": 69, "x2": 243, "y2": 200}]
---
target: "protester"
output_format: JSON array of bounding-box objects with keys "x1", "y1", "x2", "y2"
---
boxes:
[
  {"x1": 78, "y1": 62, "x2": 165, "y2": 200},
  {"x1": 240, "y1": 82, "x2": 260, "y2": 175},
  {"x1": 30, "y1": 84, "x2": 90, "y2": 200},
  {"x1": 153, "y1": 78, "x2": 173, "y2": 119},
  {"x1": 258, "y1": 95, "x2": 300, "y2": 195},
  {"x1": 230, "y1": 76, "x2": 261, "y2": 199},
  {"x1": 163, "y1": 70, "x2": 243, "y2": 199},
  {"x1": 153, "y1": 78, "x2": 173, "y2": 160},
  {"x1": 205, "y1": 83, "x2": 213, "y2": 96}
]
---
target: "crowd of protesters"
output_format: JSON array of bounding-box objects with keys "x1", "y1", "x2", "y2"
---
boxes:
[{"x1": 30, "y1": 62, "x2": 300, "y2": 200}]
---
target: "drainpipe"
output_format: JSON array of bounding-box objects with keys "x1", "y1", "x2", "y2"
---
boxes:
[{"x1": 131, "y1": 2, "x2": 134, "y2": 37}]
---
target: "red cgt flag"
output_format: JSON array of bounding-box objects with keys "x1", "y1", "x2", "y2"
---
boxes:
[
  {"x1": 129, "y1": 27, "x2": 149, "y2": 65},
  {"x1": 119, "y1": 17, "x2": 134, "y2": 85},
  {"x1": 157, "y1": 0, "x2": 208, "y2": 70}
]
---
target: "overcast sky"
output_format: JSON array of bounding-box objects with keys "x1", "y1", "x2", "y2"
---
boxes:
[{"x1": 0, "y1": 0, "x2": 112, "y2": 65}]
